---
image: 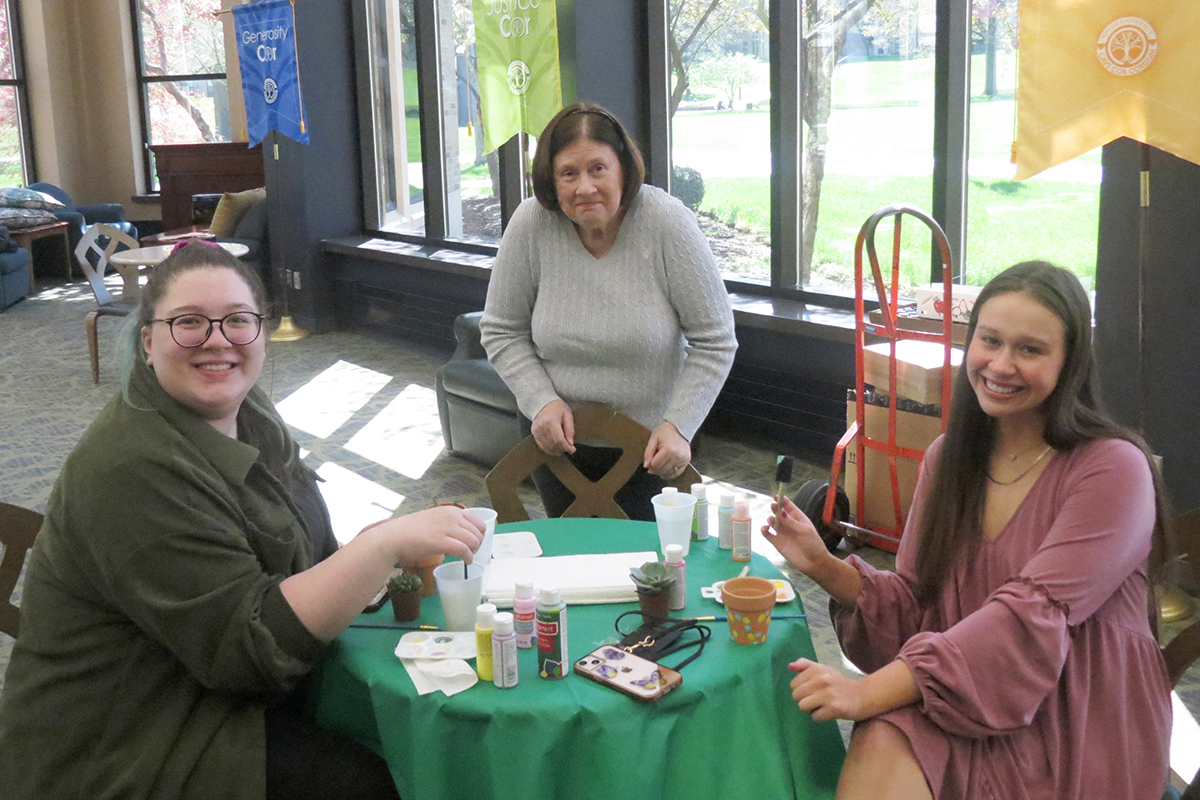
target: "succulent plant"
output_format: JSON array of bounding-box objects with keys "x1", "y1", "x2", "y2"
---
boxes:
[
  {"x1": 630, "y1": 561, "x2": 675, "y2": 596},
  {"x1": 387, "y1": 571, "x2": 424, "y2": 595}
]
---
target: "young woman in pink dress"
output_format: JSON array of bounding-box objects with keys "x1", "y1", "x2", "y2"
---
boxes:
[{"x1": 764, "y1": 261, "x2": 1174, "y2": 800}]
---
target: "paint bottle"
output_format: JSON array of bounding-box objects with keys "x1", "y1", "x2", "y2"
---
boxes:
[
  {"x1": 718, "y1": 492, "x2": 735, "y2": 550},
  {"x1": 691, "y1": 482, "x2": 709, "y2": 541},
  {"x1": 513, "y1": 580, "x2": 537, "y2": 649},
  {"x1": 732, "y1": 499, "x2": 752, "y2": 562},
  {"x1": 536, "y1": 586, "x2": 569, "y2": 679},
  {"x1": 492, "y1": 611, "x2": 519, "y2": 689},
  {"x1": 474, "y1": 603, "x2": 496, "y2": 682},
  {"x1": 664, "y1": 543, "x2": 686, "y2": 612}
]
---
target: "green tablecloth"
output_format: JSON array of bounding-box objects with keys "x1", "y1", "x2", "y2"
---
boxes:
[{"x1": 309, "y1": 518, "x2": 844, "y2": 799}]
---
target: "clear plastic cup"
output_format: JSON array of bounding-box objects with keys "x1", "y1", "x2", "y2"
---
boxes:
[
  {"x1": 651, "y1": 491, "x2": 697, "y2": 557},
  {"x1": 433, "y1": 562, "x2": 485, "y2": 631},
  {"x1": 464, "y1": 507, "x2": 497, "y2": 566}
]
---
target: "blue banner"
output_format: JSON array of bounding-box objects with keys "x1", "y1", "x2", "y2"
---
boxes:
[{"x1": 232, "y1": 0, "x2": 308, "y2": 147}]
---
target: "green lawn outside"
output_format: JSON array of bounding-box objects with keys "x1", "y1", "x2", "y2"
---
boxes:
[{"x1": 674, "y1": 49, "x2": 1100, "y2": 292}]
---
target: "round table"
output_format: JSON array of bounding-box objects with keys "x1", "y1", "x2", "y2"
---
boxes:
[
  {"x1": 309, "y1": 518, "x2": 845, "y2": 800},
  {"x1": 108, "y1": 242, "x2": 250, "y2": 302}
]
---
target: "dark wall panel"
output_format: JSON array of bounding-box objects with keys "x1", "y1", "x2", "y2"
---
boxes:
[
  {"x1": 1097, "y1": 139, "x2": 1200, "y2": 512},
  {"x1": 572, "y1": 0, "x2": 650, "y2": 153},
  {"x1": 269, "y1": 0, "x2": 362, "y2": 332}
]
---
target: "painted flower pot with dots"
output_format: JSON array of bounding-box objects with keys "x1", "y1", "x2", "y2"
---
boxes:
[{"x1": 720, "y1": 576, "x2": 777, "y2": 645}]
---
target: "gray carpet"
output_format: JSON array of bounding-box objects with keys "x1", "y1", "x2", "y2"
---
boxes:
[{"x1": 2, "y1": 274, "x2": 1197, "y2": 760}]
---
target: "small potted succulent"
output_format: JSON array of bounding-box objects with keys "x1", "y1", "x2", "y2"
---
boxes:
[
  {"x1": 387, "y1": 571, "x2": 424, "y2": 622},
  {"x1": 630, "y1": 561, "x2": 675, "y2": 619}
]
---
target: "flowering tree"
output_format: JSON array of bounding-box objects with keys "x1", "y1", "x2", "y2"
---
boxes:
[
  {"x1": 136, "y1": 0, "x2": 227, "y2": 143},
  {"x1": 0, "y1": 2, "x2": 24, "y2": 186}
]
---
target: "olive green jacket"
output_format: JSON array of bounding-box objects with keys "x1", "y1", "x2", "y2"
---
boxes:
[{"x1": 0, "y1": 361, "x2": 336, "y2": 799}]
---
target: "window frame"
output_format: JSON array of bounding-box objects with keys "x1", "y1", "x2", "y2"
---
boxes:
[
  {"x1": 0, "y1": 0, "x2": 35, "y2": 185},
  {"x1": 354, "y1": 0, "x2": 982, "y2": 313},
  {"x1": 128, "y1": 0, "x2": 230, "y2": 193},
  {"x1": 648, "y1": 0, "x2": 976, "y2": 311},
  {"x1": 356, "y1": 0, "x2": 525, "y2": 257}
]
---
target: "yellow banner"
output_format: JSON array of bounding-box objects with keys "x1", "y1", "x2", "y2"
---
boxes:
[{"x1": 1014, "y1": 2, "x2": 1200, "y2": 180}]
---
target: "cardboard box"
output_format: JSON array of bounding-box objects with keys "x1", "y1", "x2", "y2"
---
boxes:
[
  {"x1": 863, "y1": 339, "x2": 962, "y2": 406},
  {"x1": 868, "y1": 305, "x2": 968, "y2": 346},
  {"x1": 844, "y1": 400, "x2": 943, "y2": 547},
  {"x1": 915, "y1": 283, "x2": 983, "y2": 324}
]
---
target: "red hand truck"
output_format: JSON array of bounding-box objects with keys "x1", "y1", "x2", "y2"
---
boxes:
[{"x1": 794, "y1": 204, "x2": 956, "y2": 553}]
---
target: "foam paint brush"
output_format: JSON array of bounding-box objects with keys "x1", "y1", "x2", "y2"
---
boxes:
[{"x1": 774, "y1": 455, "x2": 794, "y2": 507}]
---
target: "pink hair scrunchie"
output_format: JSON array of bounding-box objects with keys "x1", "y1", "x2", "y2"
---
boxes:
[{"x1": 169, "y1": 239, "x2": 224, "y2": 255}]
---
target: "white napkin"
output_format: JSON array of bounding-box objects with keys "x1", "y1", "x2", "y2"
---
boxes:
[
  {"x1": 482, "y1": 551, "x2": 657, "y2": 607},
  {"x1": 400, "y1": 658, "x2": 479, "y2": 696}
]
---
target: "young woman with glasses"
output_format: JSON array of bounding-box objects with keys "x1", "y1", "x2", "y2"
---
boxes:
[{"x1": 0, "y1": 243, "x2": 484, "y2": 799}]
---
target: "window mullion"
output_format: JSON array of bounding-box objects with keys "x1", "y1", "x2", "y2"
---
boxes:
[
  {"x1": 771, "y1": 0, "x2": 799, "y2": 289},
  {"x1": 414, "y1": 0, "x2": 448, "y2": 240},
  {"x1": 646, "y1": 0, "x2": 670, "y2": 190},
  {"x1": 932, "y1": 0, "x2": 970, "y2": 282}
]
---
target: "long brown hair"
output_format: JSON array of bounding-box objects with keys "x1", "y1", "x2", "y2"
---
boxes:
[{"x1": 912, "y1": 261, "x2": 1172, "y2": 606}]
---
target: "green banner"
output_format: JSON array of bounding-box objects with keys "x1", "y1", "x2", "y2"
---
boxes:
[{"x1": 471, "y1": 0, "x2": 563, "y2": 153}]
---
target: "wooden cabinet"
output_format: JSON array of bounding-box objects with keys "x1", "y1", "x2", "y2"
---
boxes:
[{"x1": 151, "y1": 143, "x2": 266, "y2": 230}]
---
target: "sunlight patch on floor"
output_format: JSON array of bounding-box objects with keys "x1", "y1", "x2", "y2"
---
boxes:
[
  {"x1": 276, "y1": 360, "x2": 391, "y2": 438},
  {"x1": 313, "y1": 461, "x2": 405, "y2": 546},
  {"x1": 344, "y1": 383, "x2": 444, "y2": 480},
  {"x1": 1172, "y1": 691, "x2": 1200, "y2": 792}
]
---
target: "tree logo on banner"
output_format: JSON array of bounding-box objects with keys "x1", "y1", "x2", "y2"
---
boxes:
[
  {"x1": 1097, "y1": 17, "x2": 1158, "y2": 77},
  {"x1": 507, "y1": 60, "x2": 531, "y2": 95}
]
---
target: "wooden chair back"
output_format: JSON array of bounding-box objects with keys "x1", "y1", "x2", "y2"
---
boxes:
[
  {"x1": 486, "y1": 403, "x2": 702, "y2": 523},
  {"x1": 75, "y1": 223, "x2": 139, "y2": 307},
  {"x1": 0, "y1": 502, "x2": 43, "y2": 638}
]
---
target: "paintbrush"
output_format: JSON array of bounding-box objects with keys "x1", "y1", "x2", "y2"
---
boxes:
[{"x1": 774, "y1": 454, "x2": 794, "y2": 508}]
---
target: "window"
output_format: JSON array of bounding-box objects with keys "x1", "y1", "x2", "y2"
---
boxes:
[
  {"x1": 130, "y1": 0, "x2": 231, "y2": 191},
  {"x1": 656, "y1": 0, "x2": 1098, "y2": 302},
  {"x1": 359, "y1": 0, "x2": 425, "y2": 234},
  {"x1": 0, "y1": 0, "x2": 33, "y2": 188},
  {"x1": 965, "y1": 0, "x2": 1098, "y2": 290},
  {"x1": 357, "y1": 0, "x2": 529, "y2": 249},
  {"x1": 668, "y1": 1, "x2": 772, "y2": 283}
]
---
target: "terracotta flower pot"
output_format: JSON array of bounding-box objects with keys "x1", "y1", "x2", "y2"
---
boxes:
[
  {"x1": 404, "y1": 555, "x2": 445, "y2": 597},
  {"x1": 390, "y1": 590, "x2": 422, "y2": 622},
  {"x1": 636, "y1": 591, "x2": 671, "y2": 620},
  {"x1": 720, "y1": 576, "x2": 777, "y2": 645}
]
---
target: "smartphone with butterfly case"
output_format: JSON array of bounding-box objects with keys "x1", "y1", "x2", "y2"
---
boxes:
[{"x1": 573, "y1": 645, "x2": 682, "y2": 702}]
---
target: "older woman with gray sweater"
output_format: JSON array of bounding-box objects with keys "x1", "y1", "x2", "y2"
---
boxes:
[{"x1": 481, "y1": 102, "x2": 737, "y2": 520}]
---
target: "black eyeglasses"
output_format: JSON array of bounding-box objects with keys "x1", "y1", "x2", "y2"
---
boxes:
[{"x1": 149, "y1": 312, "x2": 265, "y2": 348}]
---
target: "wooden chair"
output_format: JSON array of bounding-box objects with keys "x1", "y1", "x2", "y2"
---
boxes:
[
  {"x1": 485, "y1": 403, "x2": 702, "y2": 523},
  {"x1": 0, "y1": 502, "x2": 43, "y2": 638},
  {"x1": 76, "y1": 223, "x2": 139, "y2": 383}
]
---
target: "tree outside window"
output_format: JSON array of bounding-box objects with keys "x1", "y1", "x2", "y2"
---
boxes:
[
  {"x1": 132, "y1": 0, "x2": 231, "y2": 190},
  {"x1": 666, "y1": 0, "x2": 1098, "y2": 298},
  {"x1": 0, "y1": 0, "x2": 32, "y2": 188}
]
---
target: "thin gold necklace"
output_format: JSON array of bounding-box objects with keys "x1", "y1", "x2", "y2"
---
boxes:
[{"x1": 987, "y1": 444, "x2": 1053, "y2": 486}]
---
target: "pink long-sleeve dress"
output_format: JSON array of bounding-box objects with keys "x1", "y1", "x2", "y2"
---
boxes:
[{"x1": 833, "y1": 436, "x2": 1172, "y2": 800}]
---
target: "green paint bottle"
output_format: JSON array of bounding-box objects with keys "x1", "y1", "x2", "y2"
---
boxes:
[{"x1": 536, "y1": 586, "x2": 568, "y2": 679}]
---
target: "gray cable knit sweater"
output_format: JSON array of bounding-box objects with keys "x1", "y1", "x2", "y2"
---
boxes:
[{"x1": 480, "y1": 184, "x2": 737, "y2": 441}]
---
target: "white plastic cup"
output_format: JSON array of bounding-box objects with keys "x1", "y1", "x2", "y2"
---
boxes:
[
  {"x1": 464, "y1": 507, "x2": 497, "y2": 567},
  {"x1": 433, "y1": 562, "x2": 485, "y2": 631},
  {"x1": 651, "y1": 491, "x2": 697, "y2": 557}
]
